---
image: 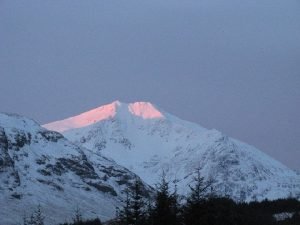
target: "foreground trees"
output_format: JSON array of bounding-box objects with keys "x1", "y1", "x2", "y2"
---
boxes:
[
  {"x1": 113, "y1": 171, "x2": 300, "y2": 225},
  {"x1": 117, "y1": 179, "x2": 147, "y2": 225},
  {"x1": 151, "y1": 174, "x2": 180, "y2": 225},
  {"x1": 23, "y1": 205, "x2": 45, "y2": 225},
  {"x1": 20, "y1": 171, "x2": 300, "y2": 225}
]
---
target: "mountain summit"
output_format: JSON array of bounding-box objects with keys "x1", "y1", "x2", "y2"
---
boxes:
[
  {"x1": 44, "y1": 101, "x2": 300, "y2": 202},
  {"x1": 44, "y1": 101, "x2": 164, "y2": 132}
]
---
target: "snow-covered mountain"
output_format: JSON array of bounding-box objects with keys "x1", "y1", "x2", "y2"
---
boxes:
[
  {"x1": 0, "y1": 112, "x2": 151, "y2": 225},
  {"x1": 44, "y1": 101, "x2": 300, "y2": 202}
]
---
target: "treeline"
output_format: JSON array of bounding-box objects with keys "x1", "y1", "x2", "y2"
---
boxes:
[
  {"x1": 108, "y1": 171, "x2": 300, "y2": 225},
  {"x1": 21, "y1": 171, "x2": 300, "y2": 225},
  {"x1": 22, "y1": 205, "x2": 102, "y2": 225},
  {"x1": 59, "y1": 218, "x2": 102, "y2": 225}
]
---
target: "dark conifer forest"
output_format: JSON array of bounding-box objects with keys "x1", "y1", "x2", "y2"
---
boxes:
[
  {"x1": 22, "y1": 172, "x2": 300, "y2": 225},
  {"x1": 109, "y1": 173, "x2": 300, "y2": 225}
]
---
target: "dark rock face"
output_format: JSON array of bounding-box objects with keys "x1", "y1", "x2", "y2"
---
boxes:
[
  {"x1": 86, "y1": 182, "x2": 117, "y2": 196},
  {"x1": 36, "y1": 179, "x2": 64, "y2": 191},
  {"x1": 41, "y1": 162, "x2": 66, "y2": 176},
  {"x1": 35, "y1": 155, "x2": 126, "y2": 197},
  {"x1": 0, "y1": 128, "x2": 9, "y2": 149},
  {"x1": 6, "y1": 129, "x2": 32, "y2": 151},
  {"x1": 57, "y1": 157, "x2": 99, "y2": 180},
  {"x1": 38, "y1": 130, "x2": 64, "y2": 142},
  {"x1": 0, "y1": 122, "x2": 151, "y2": 199},
  {"x1": 0, "y1": 127, "x2": 20, "y2": 189},
  {"x1": 0, "y1": 128, "x2": 13, "y2": 171},
  {"x1": 14, "y1": 131, "x2": 31, "y2": 149},
  {"x1": 94, "y1": 139, "x2": 107, "y2": 151},
  {"x1": 35, "y1": 155, "x2": 49, "y2": 165},
  {"x1": 92, "y1": 163, "x2": 152, "y2": 198}
]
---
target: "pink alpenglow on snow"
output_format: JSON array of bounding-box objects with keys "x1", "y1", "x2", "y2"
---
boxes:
[
  {"x1": 43, "y1": 101, "x2": 164, "y2": 132},
  {"x1": 128, "y1": 102, "x2": 164, "y2": 119},
  {"x1": 43, "y1": 101, "x2": 120, "y2": 132}
]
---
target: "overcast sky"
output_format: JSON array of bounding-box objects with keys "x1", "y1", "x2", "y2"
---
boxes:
[{"x1": 0, "y1": 0, "x2": 299, "y2": 169}]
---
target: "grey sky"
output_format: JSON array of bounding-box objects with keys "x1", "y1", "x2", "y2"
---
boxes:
[{"x1": 0, "y1": 0, "x2": 299, "y2": 169}]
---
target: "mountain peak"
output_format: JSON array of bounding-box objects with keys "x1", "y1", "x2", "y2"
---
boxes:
[
  {"x1": 128, "y1": 102, "x2": 164, "y2": 119},
  {"x1": 43, "y1": 101, "x2": 164, "y2": 132}
]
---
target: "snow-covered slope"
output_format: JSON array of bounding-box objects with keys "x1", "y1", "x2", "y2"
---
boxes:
[
  {"x1": 0, "y1": 113, "x2": 151, "y2": 225},
  {"x1": 44, "y1": 101, "x2": 300, "y2": 202}
]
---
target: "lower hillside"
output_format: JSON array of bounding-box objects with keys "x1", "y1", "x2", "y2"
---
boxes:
[
  {"x1": 0, "y1": 113, "x2": 152, "y2": 225},
  {"x1": 18, "y1": 175, "x2": 300, "y2": 225}
]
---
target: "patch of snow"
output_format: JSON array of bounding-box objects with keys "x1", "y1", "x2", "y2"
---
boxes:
[
  {"x1": 128, "y1": 102, "x2": 164, "y2": 119},
  {"x1": 273, "y1": 212, "x2": 294, "y2": 221}
]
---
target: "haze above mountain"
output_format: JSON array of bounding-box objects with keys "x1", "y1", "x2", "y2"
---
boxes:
[{"x1": 1, "y1": 0, "x2": 299, "y2": 170}]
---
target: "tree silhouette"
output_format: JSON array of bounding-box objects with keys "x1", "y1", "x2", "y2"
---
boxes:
[
  {"x1": 117, "y1": 178, "x2": 147, "y2": 225},
  {"x1": 152, "y1": 173, "x2": 179, "y2": 225}
]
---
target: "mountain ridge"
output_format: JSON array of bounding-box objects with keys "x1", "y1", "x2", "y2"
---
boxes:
[
  {"x1": 43, "y1": 101, "x2": 300, "y2": 202},
  {"x1": 0, "y1": 112, "x2": 152, "y2": 225},
  {"x1": 43, "y1": 101, "x2": 168, "y2": 132}
]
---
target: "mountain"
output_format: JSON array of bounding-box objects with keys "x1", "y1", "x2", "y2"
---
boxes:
[
  {"x1": 0, "y1": 112, "x2": 151, "y2": 225},
  {"x1": 44, "y1": 101, "x2": 300, "y2": 202}
]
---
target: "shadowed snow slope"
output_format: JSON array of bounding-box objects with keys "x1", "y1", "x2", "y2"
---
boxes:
[
  {"x1": 44, "y1": 101, "x2": 300, "y2": 202},
  {"x1": 0, "y1": 113, "x2": 151, "y2": 225}
]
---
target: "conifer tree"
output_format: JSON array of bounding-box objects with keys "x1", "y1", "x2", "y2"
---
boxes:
[
  {"x1": 131, "y1": 179, "x2": 146, "y2": 225},
  {"x1": 183, "y1": 169, "x2": 213, "y2": 225},
  {"x1": 152, "y1": 173, "x2": 178, "y2": 225},
  {"x1": 117, "y1": 178, "x2": 146, "y2": 225},
  {"x1": 73, "y1": 206, "x2": 83, "y2": 225},
  {"x1": 118, "y1": 189, "x2": 132, "y2": 225},
  {"x1": 187, "y1": 169, "x2": 212, "y2": 205},
  {"x1": 26, "y1": 205, "x2": 45, "y2": 225},
  {"x1": 170, "y1": 180, "x2": 183, "y2": 225}
]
